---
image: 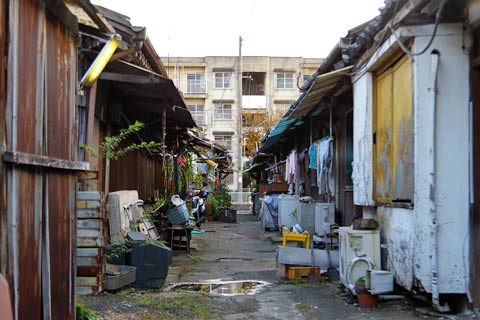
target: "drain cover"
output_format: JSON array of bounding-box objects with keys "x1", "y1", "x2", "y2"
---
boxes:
[
  {"x1": 167, "y1": 280, "x2": 269, "y2": 296},
  {"x1": 216, "y1": 257, "x2": 253, "y2": 262}
]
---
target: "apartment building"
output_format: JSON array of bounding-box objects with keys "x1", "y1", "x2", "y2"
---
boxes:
[{"x1": 163, "y1": 56, "x2": 322, "y2": 190}]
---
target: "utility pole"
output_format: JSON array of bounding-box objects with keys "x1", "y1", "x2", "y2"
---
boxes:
[{"x1": 237, "y1": 36, "x2": 243, "y2": 192}]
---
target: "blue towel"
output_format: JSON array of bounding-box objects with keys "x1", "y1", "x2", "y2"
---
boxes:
[{"x1": 308, "y1": 143, "x2": 316, "y2": 169}]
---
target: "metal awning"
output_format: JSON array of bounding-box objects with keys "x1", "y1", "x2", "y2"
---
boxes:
[
  {"x1": 101, "y1": 59, "x2": 195, "y2": 128},
  {"x1": 287, "y1": 66, "x2": 353, "y2": 120}
]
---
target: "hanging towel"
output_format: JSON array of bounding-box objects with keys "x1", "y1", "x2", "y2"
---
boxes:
[
  {"x1": 308, "y1": 142, "x2": 317, "y2": 169},
  {"x1": 284, "y1": 156, "x2": 289, "y2": 182},
  {"x1": 288, "y1": 150, "x2": 297, "y2": 184}
]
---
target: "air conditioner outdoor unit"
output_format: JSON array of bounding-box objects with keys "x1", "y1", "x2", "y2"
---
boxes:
[
  {"x1": 314, "y1": 202, "x2": 335, "y2": 235},
  {"x1": 339, "y1": 227, "x2": 381, "y2": 294}
]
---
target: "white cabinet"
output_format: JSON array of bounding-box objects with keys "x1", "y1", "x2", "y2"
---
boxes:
[
  {"x1": 339, "y1": 227, "x2": 381, "y2": 293},
  {"x1": 314, "y1": 202, "x2": 335, "y2": 235},
  {"x1": 277, "y1": 195, "x2": 300, "y2": 228}
]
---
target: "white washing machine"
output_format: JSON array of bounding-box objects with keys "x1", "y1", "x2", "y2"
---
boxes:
[
  {"x1": 339, "y1": 227, "x2": 381, "y2": 294},
  {"x1": 277, "y1": 195, "x2": 300, "y2": 228}
]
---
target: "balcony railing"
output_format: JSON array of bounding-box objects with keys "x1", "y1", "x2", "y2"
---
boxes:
[{"x1": 186, "y1": 80, "x2": 207, "y2": 94}]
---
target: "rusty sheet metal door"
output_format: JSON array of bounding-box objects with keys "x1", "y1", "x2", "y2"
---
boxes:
[
  {"x1": 391, "y1": 56, "x2": 413, "y2": 201},
  {"x1": 3, "y1": 1, "x2": 79, "y2": 319},
  {"x1": 373, "y1": 55, "x2": 413, "y2": 203},
  {"x1": 374, "y1": 68, "x2": 393, "y2": 202}
]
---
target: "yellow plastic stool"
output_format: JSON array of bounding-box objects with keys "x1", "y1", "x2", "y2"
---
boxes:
[{"x1": 282, "y1": 232, "x2": 310, "y2": 249}]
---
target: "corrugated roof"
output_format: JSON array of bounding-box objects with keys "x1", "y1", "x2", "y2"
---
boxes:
[{"x1": 287, "y1": 66, "x2": 353, "y2": 120}]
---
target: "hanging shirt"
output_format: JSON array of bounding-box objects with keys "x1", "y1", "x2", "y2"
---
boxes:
[{"x1": 317, "y1": 138, "x2": 333, "y2": 194}]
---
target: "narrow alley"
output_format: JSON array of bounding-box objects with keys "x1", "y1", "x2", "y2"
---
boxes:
[{"x1": 82, "y1": 212, "x2": 443, "y2": 320}]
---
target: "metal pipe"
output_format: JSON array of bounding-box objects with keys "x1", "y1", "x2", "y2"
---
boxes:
[
  {"x1": 237, "y1": 36, "x2": 243, "y2": 192},
  {"x1": 428, "y1": 49, "x2": 449, "y2": 312}
]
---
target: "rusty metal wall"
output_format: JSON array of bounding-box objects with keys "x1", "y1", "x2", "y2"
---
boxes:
[{"x1": 3, "y1": 0, "x2": 78, "y2": 318}]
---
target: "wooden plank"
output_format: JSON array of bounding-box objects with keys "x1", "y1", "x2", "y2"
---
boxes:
[
  {"x1": 78, "y1": 229, "x2": 103, "y2": 238},
  {"x1": 77, "y1": 200, "x2": 100, "y2": 210},
  {"x1": 77, "y1": 257, "x2": 101, "y2": 267},
  {"x1": 77, "y1": 191, "x2": 101, "y2": 201},
  {"x1": 3, "y1": 151, "x2": 89, "y2": 170},
  {"x1": 77, "y1": 209, "x2": 102, "y2": 219},
  {"x1": 392, "y1": 0, "x2": 430, "y2": 26},
  {"x1": 77, "y1": 219, "x2": 104, "y2": 229},
  {"x1": 77, "y1": 171, "x2": 99, "y2": 182},
  {"x1": 77, "y1": 277, "x2": 100, "y2": 287},
  {"x1": 76, "y1": 248, "x2": 101, "y2": 257},
  {"x1": 77, "y1": 237, "x2": 106, "y2": 248},
  {"x1": 77, "y1": 266, "x2": 101, "y2": 277},
  {"x1": 85, "y1": 82, "x2": 97, "y2": 164}
]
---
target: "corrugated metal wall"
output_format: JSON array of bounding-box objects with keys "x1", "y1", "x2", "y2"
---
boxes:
[
  {"x1": 109, "y1": 142, "x2": 161, "y2": 201},
  {"x1": 2, "y1": 0, "x2": 78, "y2": 318}
]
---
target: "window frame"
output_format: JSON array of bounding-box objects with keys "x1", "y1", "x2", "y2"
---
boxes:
[
  {"x1": 187, "y1": 104, "x2": 206, "y2": 126},
  {"x1": 186, "y1": 73, "x2": 206, "y2": 94},
  {"x1": 214, "y1": 72, "x2": 232, "y2": 89},
  {"x1": 276, "y1": 73, "x2": 294, "y2": 89},
  {"x1": 214, "y1": 103, "x2": 233, "y2": 120},
  {"x1": 214, "y1": 134, "x2": 233, "y2": 150}
]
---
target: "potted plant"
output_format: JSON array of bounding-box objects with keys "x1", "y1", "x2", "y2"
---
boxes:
[
  {"x1": 355, "y1": 276, "x2": 378, "y2": 308},
  {"x1": 212, "y1": 184, "x2": 235, "y2": 222}
]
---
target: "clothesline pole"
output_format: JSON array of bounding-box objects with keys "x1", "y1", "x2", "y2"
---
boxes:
[{"x1": 329, "y1": 100, "x2": 333, "y2": 138}]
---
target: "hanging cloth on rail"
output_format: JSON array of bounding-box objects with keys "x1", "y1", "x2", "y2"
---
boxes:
[
  {"x1": 317, "y1": 137, "x2": 333, "y2": 194},
  {"x1": 287, "y1": 150, "x2": 297, "y2": 184},
  {"x1": 308, "y1": 142, "x2": 317, "y2": 169}
]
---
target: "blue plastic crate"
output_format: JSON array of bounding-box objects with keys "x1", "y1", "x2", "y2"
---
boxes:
[{"x1": 165, "y1": 203, "x2": 189, "y2": 225}]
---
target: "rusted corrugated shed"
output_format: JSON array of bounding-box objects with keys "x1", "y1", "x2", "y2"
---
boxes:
[
  {"x1": 1, "y1": 0, "x2": 92, "y2": 318},
  {"x1": 109, "y1": 136, "x2": 160, "y2": 201}
]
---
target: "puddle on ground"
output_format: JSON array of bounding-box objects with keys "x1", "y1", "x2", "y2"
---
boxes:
[{"x1": 167, "y1": 280, "x2": 270, "y2": 296}]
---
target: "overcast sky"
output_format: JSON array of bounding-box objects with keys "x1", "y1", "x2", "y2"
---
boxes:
[{"x1": 91, "y1": 0, "x2": 386, "y2": 58}]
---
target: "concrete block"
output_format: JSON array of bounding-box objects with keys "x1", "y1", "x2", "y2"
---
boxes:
[{"x1": 276, "y1": 246, "x2": 339, "y2": 268}]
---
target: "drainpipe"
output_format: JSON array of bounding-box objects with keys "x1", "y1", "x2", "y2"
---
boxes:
[{"x1": 429, "y1": 49, "x2": 449, "y2": 312}]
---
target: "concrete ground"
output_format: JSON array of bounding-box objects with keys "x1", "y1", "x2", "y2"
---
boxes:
[
  {"x1": 83, "y1": 211, "x2": 474, "y2": 320},
  {"x1": 165, "y1": 211, "x2": 456, "y2": 320}
]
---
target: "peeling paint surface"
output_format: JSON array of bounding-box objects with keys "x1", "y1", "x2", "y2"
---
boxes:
[
  {"x1": 352, "y1": 73, "x2": 375, "y2": 206},
  {"x1": 353, "y1": 23, "x2": 470, "y2": 295},
  {"x1": 376, "y1": 207, "x2": 414, "y2": 290}
]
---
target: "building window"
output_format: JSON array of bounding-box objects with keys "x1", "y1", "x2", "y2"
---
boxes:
[
  {"x1": 187, "y1": 104, "x2": 205, "y2": 126},
  {"x1": 214, "y1": 135, "x2": 232, "y2": 150},
  {"x1": 186, "y1": 73, "x2": 206, "y2": 93},
  {"x1": 214, "y1": 104, "x2": 232, "y2": 120},
  {"x1": 373, "y1": 54, "x2": 413, "y2": 204},
  {"x1": 276, "y1": 73, "x2": 294, "y2": 89},
  {"x1": 303, "y1": 74, "x2": 311, "y2": 83},
  {"x1": 214, "y1": 72, "x2": 232, "y2": 88}
]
